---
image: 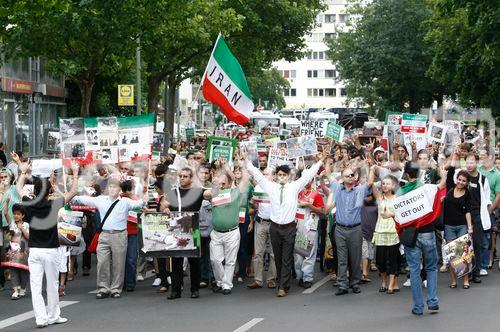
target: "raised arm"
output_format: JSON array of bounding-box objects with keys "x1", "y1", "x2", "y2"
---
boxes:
[
  {"x1": 63, "y1": 162, "x2": 80, "y2": 204},
  {"x1": 245, "y1": 160, "x2": 274, "y2": 194},
  {"x1": 16, "y1": 160, "x2": 31, "y2": 197}
]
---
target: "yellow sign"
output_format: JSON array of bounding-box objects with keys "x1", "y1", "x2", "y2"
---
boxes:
[{"x1": 118, "y1": 85, "x2": 134, "y2": 106}]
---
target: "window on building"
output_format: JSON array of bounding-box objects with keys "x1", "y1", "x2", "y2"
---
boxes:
[
  {"x1": 307, "y1": 33, "x2": 324, "y2": 42},
  {"x1": 325, "y1": 88, "x2": 336, "y2": 97},
  {"x1": 325, "y1": 33, "x2": 336, "y2": 40},
  {"x1": 338, "y1": 14, "x2": 348, "y2": 23},
  {"x1": 283, "y1": 70, "x2": 290, "y2": 78},
  {"x1": 340, "y1": 88, "x2": 347, "y2": 96},
  {"x1": 290, "y1": 70, "x2": 296, "y2": 78},
  {"x1": 318, "y1": 89, "x2": 324, "y2": 97},
  {"x1": 307, "y1": 70, "x2": 318, "y2": 78},
  {"x1": 290, "y1": 88, "x2": 296, "y2": 96},
  {"x1": 316, "y1": 14, "x2": 324, "y2": 23},
  {"x1": 325, "y1": 70, "x2": 336, "y2": 78},
  {"x1": 324, "y1": 14, "x2": 336, "y2": 23}
]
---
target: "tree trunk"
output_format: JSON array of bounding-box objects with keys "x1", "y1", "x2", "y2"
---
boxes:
[
  {"x1": 78, "y1": 80, "x2": 95, "y2": 117},
  {"x1": 166, "y1": 75, "x2": 177, "y2": 144},
  {"x1": 147, "y1": 74, "x2": 163, "y2": 130}
]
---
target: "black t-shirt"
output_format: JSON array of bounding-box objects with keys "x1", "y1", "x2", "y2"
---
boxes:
[
  {"x1": 444, "y1": 189, "x2": 471, "y2": 226},
  {"x1": 166, "y1": 187, "x2": 204, "y2": 212},
  {"x1": 468, "y1": 174, "x2": 481, "y2": 210},
  {"x1": 23, "y1": 197, "x2": 64, "y2": 248}
]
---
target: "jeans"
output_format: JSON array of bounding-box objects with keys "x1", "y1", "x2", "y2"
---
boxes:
[
  {"x1": 237, "y1": 215, "x2": 250, "y2": 277},
  {"x1": 444, "y1": 225, "x2": 468, "y2": 241},
  {"x1": 200, "y1": 237, "x2": 214, "y2": 284},
  {"x1": 404, "y1": 232, "x2": 438, "y2": 314},
  {"x1": 481, "y1": 231, "x2": 491, "y2": 269},
  {"x1": 471, "y1": 209, "x2": 484, "y2": 278},
  {"x1": 125, "y1": 234, "x2": 138, "y2": 289},
  {"x1": 294, "y1": 231, "x2": 318, "y2": 282}
]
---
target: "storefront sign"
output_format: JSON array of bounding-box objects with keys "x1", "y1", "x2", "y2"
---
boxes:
[{"x1": 1, "y1": 77, "x2": 33, "y2": 94}]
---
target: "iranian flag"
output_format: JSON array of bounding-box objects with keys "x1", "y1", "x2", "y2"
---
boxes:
[
  {"x1": 202, "y1": 34, "x2": 254, "y2": 125},
  {"x1": 393, "y1": 181, "x2": 444, "y2": 235}
]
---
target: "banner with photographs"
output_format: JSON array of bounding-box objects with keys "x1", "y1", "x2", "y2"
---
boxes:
[
  {"x1": 60, "y1": 113, "x2": 154, "y2": 165},
  {"x1": 444, "y1": 234, "x2": 474, "y2": 278},
  {"x1": 139, "y1": 212, "x2": 200, "y2": 257},
  {"x1": 57, "y1": 208, "x2": 84, "y2": 247},
  {"x1": 286, "y1": 136, "x2": 318, "y2": 159},
  {"x1": 44, "y1": 129, "x2": 61, "y2": 153},
  {"x1": 268, "y1": 146, "x2": 293, "y2": 169},
  {"x1": 427, "y1": 122, "x2": 448, "y2": 144}
]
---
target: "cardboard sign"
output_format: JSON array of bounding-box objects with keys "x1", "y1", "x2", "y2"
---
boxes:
[
  {"x1": 403, "y1": 133, "x2": 427, "y2": 159},
  {"x1": 206, "y1": 136, "x2": 237, "y2": 165},
  {"x1": 401, "y1": 114, "x2": 428, "y2": 134},
  {"x1": 139, "y1": 212, "x2": 200, "y2": 257},
  {"x1": 31, "y1": 159, "x2": 63, "y2": 178},
  {"x1": 393, "y1": 184, "x2": 437, "y2": 225},
  {"x1": 57, "y1": 209, "x2": 84, "y2": 246},
  {"x1": 444, "y1": 234, "x2": 474, "y2": 278},
  {"x1": 286, "y1": 136, "x2": 318, "y2": 159},
  {"x1": 300, "y1": 120, "x2": 329, "y2": 138},
  {"x1": 268, "y1": 147, "x2": 293, "y2": 168},
  {"x1": 427, "y1": 123, "x2": 448, "y2": 143},
  {"x1": 325, "y1": 122, "x2": 345, "y2": 142}
]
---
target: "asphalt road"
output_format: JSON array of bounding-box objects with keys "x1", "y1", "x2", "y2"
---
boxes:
[{"x1": 1, "y1": 261, "x2": 499, "y2": 332}]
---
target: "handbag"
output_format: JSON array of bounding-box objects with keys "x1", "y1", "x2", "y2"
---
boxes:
[
  {"x1": 87, "y1": 199, "x2": 120, "y2": 253},
  {"x1": 399, "y1": 225, "x2": 418, "y2": 247}
]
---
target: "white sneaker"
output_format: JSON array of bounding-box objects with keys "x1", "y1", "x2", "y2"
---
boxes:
[
  {"x1": 152, "y1": 278, "x2": 161, "y2": 287},
  {"x1": 237, "y1": 277, "x2": 243, "y2": 283},
  {"x1": 136, "y1": 275, "x2": 145, "y2": 282},
  {"x1": 480, "y1": 269, "x2": 488, "y2": 276},
  {"x1": 11, "y1": 290, "x2": 20, "y2": 300},
  {"x1": 422, "y1": 280, "x2": 427, "y2": 288},
  {"x1": 19, "y1": 288, "x2": 26, "y2": 297},
  {"x1": 403, "y1": 279, "x2": 411, "y2": 287},
  {"x1": 50, "y1": 317, "x2": 68, "y2": 325}
]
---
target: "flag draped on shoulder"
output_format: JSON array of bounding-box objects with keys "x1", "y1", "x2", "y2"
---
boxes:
[
  {"x1": 202, "y1": 34, "x2": 254, "y2": 125},
  {"x1": 393, "y1": 181, "x2": 444, "y2": 235}
]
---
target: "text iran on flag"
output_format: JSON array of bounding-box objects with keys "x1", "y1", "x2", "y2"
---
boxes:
[{"x1": 203, "y1": 34, "x2": 254, "y2": 125}]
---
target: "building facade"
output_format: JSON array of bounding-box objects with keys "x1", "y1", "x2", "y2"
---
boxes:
[
  {"x1": 0, "y1": 56, "x2": 65, "y2": 156},
  {"x1": 273, "y1": 0, "x2": 351, "y2": 110}
]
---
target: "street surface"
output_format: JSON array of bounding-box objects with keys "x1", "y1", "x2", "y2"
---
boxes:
[{"x1": 1, "y1": 262, "x2": 499, "y2": 332}]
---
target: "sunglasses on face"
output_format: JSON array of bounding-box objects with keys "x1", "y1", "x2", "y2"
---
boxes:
[{"x1": 344, "y1": 173, "x2": 355, "y2": 178}]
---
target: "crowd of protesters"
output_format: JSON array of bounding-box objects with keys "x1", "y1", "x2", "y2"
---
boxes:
[{"x1": 0, "y1": 120, "x2": 499, "y2": 327}]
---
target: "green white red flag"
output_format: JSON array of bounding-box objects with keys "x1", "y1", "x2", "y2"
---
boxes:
[{"x1": 202, "y1": 34, "x2": 254, "y2": 125}]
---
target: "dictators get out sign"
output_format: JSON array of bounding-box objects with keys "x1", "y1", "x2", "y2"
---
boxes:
[{"x1": 393, "y1": 185, "x2": 437, "y2": 225}]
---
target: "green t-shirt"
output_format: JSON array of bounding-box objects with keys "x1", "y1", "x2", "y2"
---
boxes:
[
  {"x1": 478, "y1": 166, "x2": 500, "y2": 202},
  {"x1": 212, "y1": 188, "x2": 241, "y2": 231}
]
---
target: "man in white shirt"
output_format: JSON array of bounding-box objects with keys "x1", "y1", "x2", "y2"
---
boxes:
[
  {"x1": 72, "y1": 179, "x2": 146, "y2": 299},
  {"x1": 245, "y1": 154, "x2": 325, "y2": 297},
  {"x1": 247, "y1": 168, "x2": 277, "y2": 290}
]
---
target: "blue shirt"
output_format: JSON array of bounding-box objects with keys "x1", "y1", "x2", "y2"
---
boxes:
[{"x1": 329, "y1": 182, "x2": 368, "y2": 226}]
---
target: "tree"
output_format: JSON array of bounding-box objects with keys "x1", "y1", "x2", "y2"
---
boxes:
[
  {"x1": 327, "y1": 0, "x2": 444, "y2": 116},
  {"x1": 2, "y1": 0, "x2": 138, "y2": 117},
  {"x1": 139, "y1": 0, "x2": 324, "y2": 140},
  {"x1": 425, "y1": 0, "x2": 500, "y2": 118},
  {"x1": 247, "y1": 69, "x2": 290, "y2": 109}
]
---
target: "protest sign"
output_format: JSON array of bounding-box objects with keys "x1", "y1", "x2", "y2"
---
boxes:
[
  {"x1": 152, "y1": 132, "x2": 164, "y2": 152},
  {"x1": 403, "y1": 132, "x2": 427, "y2": 159},
  {"x1": 325, "y1": 122, "x2": 345, "y2": 142},
  {"x1": 300, "y1": 120, "x2": 329, "y2": 137},
  {"x1": 240, "y1": 140, "x2": 259, "y2": 168},
  {"x1": 185, "y1": 128, "x2": 195, "y2": 141},
  {"x1": 268, "y1": 147, "x2": 293, "y2": 168},
  {"x1": 385, "y1": 112, "x2": 402, "y2": 126},
  {"x1": 44, "y1": 129, "x2": 61, "y2": 154},
  {"x1": 279, "y1": 128, "x2": 291, "y2": 137},
  {"x1": 444, "y1": 234, "x2": 474, "y2": 278},
  {"x1": 286, "y1": 136, "x2": 318, "y2": 159},
  {"x1": 0, "y1": 232, "x2": 29, "y2": 271},
  {"x1": 60, "y1": 113, "x2": 154, "y2": 165},
  {"x1": 257, "y1": 144, "x2": 268, "y2": 156},
  {"x1": 139, "y1": 212, "x2": 200, "y2": 257},
  {"x1": 265, "y1": 136, "x2": 280, "y2": 147},
  {"x1": 31, "y1": 159, "x2": 63, "y2": 178},
  {"x1": 393, "y1": 184, "x2": 438, "y2": 225},
  {"x1": 206, "y1": 136, "x2": 237, "y2": 165},
  {"x1": 427, "y1": 123, "x2": 448, "y2": 143},
  {"x1": 57, "y1": 209, "x2": 84, "y2": 246},
  {"x1": 401, "y1": 113, "x2": 428, "y2": 134}
]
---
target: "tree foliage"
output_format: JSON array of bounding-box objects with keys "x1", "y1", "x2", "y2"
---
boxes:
[
  {"x1": 425, "y1": 0, "x2": 500, "y2": 117},
  {"x1": 247, "y1": 68, "x2": 290, "y2": 110},
  {"x1": 2, "y1": 0, "x2": 139, "y2": 117},
  {"x1": 327, "y1": 0, "x2": 443, "y2": 115}
]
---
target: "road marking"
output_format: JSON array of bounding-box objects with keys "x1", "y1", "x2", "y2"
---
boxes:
[
  {"x1": 0, "y1": 301, "x2": 79, "y2": 330},
  {"x1": 302, "y1": 274, "x2": 331, "y2": 294},
  {"x1": 88, "y1": 270, "x2": 155, "y2": 293},
  {"x1": 233, "y1": 318, "x2": 264, "y2": 332}
]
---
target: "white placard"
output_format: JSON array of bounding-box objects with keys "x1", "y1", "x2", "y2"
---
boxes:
[{"x1": 393, "y1": 184, "x2": 437, "y2": 225}]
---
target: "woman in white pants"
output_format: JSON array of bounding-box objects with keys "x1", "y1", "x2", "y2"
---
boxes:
[{"x1": 15, "y1": 157, "x2": 79, "y2": 328}]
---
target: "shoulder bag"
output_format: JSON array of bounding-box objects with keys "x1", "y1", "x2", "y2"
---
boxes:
[{"x1": 87, "y1": 199, "x2": 120, "y2": 253}]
